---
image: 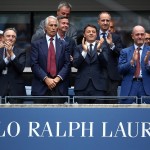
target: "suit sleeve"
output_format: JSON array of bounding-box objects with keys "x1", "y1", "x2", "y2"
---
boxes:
[
  {"x1": 72, "y1": 45, "x2": 85, "y2": 69},
  {"x1": 11, "y1": 48, "x2": 26, "y2": 74},
  {"x1": 57, "y1": 41, "x2": 71, "y2": 80},
  {"x1": 118, "y1": 49, "x2": 135, "y2": 75},
  {"x1": 30, "y1": 42, "x2": 47, "y2": 80},
  {"x1": 112, "y1": 34, "x2": 123, "y2": 56}
]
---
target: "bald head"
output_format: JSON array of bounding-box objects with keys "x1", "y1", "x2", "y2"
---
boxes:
[
  {"x1": 131, "y1": 25, "x2": 146, "y2": 46},
  {"x1": 132, "y1": 25, "x2": 145, "y2": 34}
]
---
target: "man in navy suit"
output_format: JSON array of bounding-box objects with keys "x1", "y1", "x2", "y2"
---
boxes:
[
  {"x1": 73, "y1": 24, "x2": 108, "y2": 104},
  {"x1": 97, "y1": 11, "x2": 123, "y2": 103},
  {"x1": 31, "y1": 16, "x2": 71, "y2": 104},
  {"x1": 0, "y1": 28, "x2": 26, "y2": 104},
  {"x1": 118, "y1": 25, "x2": 150, "y2": 104},
  {"x1": 57, "y1": 16, "x2": 76, "y2": 63}
]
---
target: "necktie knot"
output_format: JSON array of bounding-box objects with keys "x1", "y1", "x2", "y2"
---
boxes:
[
  {"x1": 50, "y1": 38, "x2": 53, "y2": 42},
  {"x1": 101, "y1": 32, "x2": 106, "y2": 38},
  {"x1": 137, "y1": 47, "x2": 141, "y2": 51}
]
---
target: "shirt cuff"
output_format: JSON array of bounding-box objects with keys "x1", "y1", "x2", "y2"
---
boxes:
[
  {"x1": 57, "y1": 75, "x2": 63, "y2": 80},
  {"x1": 4, "y1": 58, "x2": 10, "y2": 64},
  {"x1": 82, "y1": 51, "x2": 87, "y2": 58},
  {"x1": 110, "y1": 43, "x2": 115, "y2": 50},
  {"x1": 10, "y1": 54, "x2": 16, "y2": 60}
]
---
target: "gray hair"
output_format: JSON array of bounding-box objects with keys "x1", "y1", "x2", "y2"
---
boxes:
[
  {"x1": 57, "y1": 1, "x2": 72, "y2": 11},
  {"x1": 45, "y1": 16, "x2": 58, "y2": 27},
  {"x1": 3, "y1": 27, "x2": 17, "y2": 38}
]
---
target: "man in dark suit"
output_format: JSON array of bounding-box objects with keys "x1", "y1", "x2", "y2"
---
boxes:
[
  {"x1": 57, "y1": 16, "x2": 76, "y2": 88},
  {"x1": 97, "y1": 11, "x2": 123, "y2": 103},
  {"x1": 31, "y1": 16, "x2": 71, "y2": 104},
  {"x1": 73, "y1": 24, "x2": 108, "y2": 104},
  {"x1": 0, "y1": 28, "x2": 26, "y2": 104},
  {"x1": 57, "y1": 16, "x2": 76, "y2": 62},
  {"x1": 31, "y1": 1, "x2": 77, "y2": 43},
  {"x1": 118, "y1": 25, "x2": 150, "y2": 104}
]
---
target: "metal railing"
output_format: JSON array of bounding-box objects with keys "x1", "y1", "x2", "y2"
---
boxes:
[
  {"x1": 141, "y1": 96, "x2": 150, "y2": 104},
  {"x1": 4, "y1": 96, "x2": 70, "y2": 104},
  {"x1": 1, "y1": 95, "x2": 149, "y2": 104},
  {"x1": 73, "y1": 96, "x2": 138, "y2": 104}
]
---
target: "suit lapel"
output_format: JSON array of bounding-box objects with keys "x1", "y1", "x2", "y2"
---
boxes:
[
  {"x1": 141, "y1": 45, "x2": 148, "y2": 65},
  {"x1": 0, "y1": 48, "x2": 4, "y2": 58},
  {"x1": 91, "y1": 44, "x2": 97, "y2": 58},
  {"x1": 128, "y1": 46, "x2": 135, "y2": 61},
  {"x1": 41, "y1": 38, "x2": 48, "y2": 67}
]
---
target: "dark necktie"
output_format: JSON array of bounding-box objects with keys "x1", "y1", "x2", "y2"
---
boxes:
[
  {"x1": 89, "y1": 44, "x2": 93, "y2": 56},
  {"x1": 134, "y1": 47, "x2": 141, "y2": 78},
  {"x1": 47, "y1": 38, "x2": 57, "y2": 77},
  {"x1": 102, "y1": 32, "x2": 106, "y2": 40}
]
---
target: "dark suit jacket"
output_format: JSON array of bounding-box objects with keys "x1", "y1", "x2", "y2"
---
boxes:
[
  {"x1": 97, "y1": 32, "x2": 123, "y2": 81},
  {"x1": 31, "y1": 36, "x2": 71, "y2": 96},
  {"x1": 31, "y1": 19, "x2": 77, "y2": 42},
  {"x1": 64, "y1": 36, "x2": 76, "y2": 57},
  {"x1": 73, "y1": 43, "x2": 108, "y2": 91},
  {"x1": 118, "y1": 45, "x2": 150, "y2": 96},
  {"x1": 0, "y1": 47, "x2": 26, "y2": 97}
]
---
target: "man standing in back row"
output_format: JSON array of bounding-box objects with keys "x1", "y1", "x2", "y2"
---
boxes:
[
  {"x1": 97, "y1": 11, "x2": 123, "y2": 103},
  {"x1": 31, "y1": 1, "x2": 77, "y2": 42}
]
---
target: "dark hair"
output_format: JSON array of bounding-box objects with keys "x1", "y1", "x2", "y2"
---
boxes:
[
  {"x1": 57, "y1": 16, "x2": 69, "y2": 21},
  {"x1": 98, "y1": 11, "x2": 111, "y2": 20},
  {"x1": 83, "y1": 24, "x2": 98, "y2": 33}
]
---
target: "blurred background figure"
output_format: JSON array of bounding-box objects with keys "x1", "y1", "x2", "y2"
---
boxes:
[
  {"x1": 0, "y1": 30, "x2": 4, "y2": 46},
  {"x1": 145, "y1": 32, "x2": 150, "y2": 46},
  {"x1": 108, "y1": 19, "x2": 116, "y2": 33}
]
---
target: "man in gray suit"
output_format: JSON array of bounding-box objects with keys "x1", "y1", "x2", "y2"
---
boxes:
[{"x1": 31, "y1": 1, "x2": 77, "y2": 42}]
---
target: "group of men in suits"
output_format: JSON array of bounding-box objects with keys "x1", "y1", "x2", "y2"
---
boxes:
[{"x1": 1, "y1": 1, "x2": 150, "y2": 104}]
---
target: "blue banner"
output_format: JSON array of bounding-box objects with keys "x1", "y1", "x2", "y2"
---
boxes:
[{"x1": 0, "y1": 107, "x2": 150, "y2": 150}]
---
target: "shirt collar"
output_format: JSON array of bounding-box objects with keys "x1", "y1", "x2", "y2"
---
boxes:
[
  {"x1": 99, "y1": 29, "x2": 109, "y2": 35},
  {"x1": 46, "y1": 34, "x2": 56, "y2": 43},
  {"x1": 57, "y1": 33, "x2": 66, "y2": 41},
  {"x1": 134, "y1": 44, "x2": 144, "y2": 50},
  {"x1": 86, "y1": 41, "x2": 96, "y2": 47}
]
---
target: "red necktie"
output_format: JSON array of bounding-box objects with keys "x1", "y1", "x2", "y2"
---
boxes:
[
  {"x1": 134, "y1": 47, "x2": 141, "y2": 78},
  {"x1": 47, "y1": 38, "x2": 57, "y2": 77}
]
